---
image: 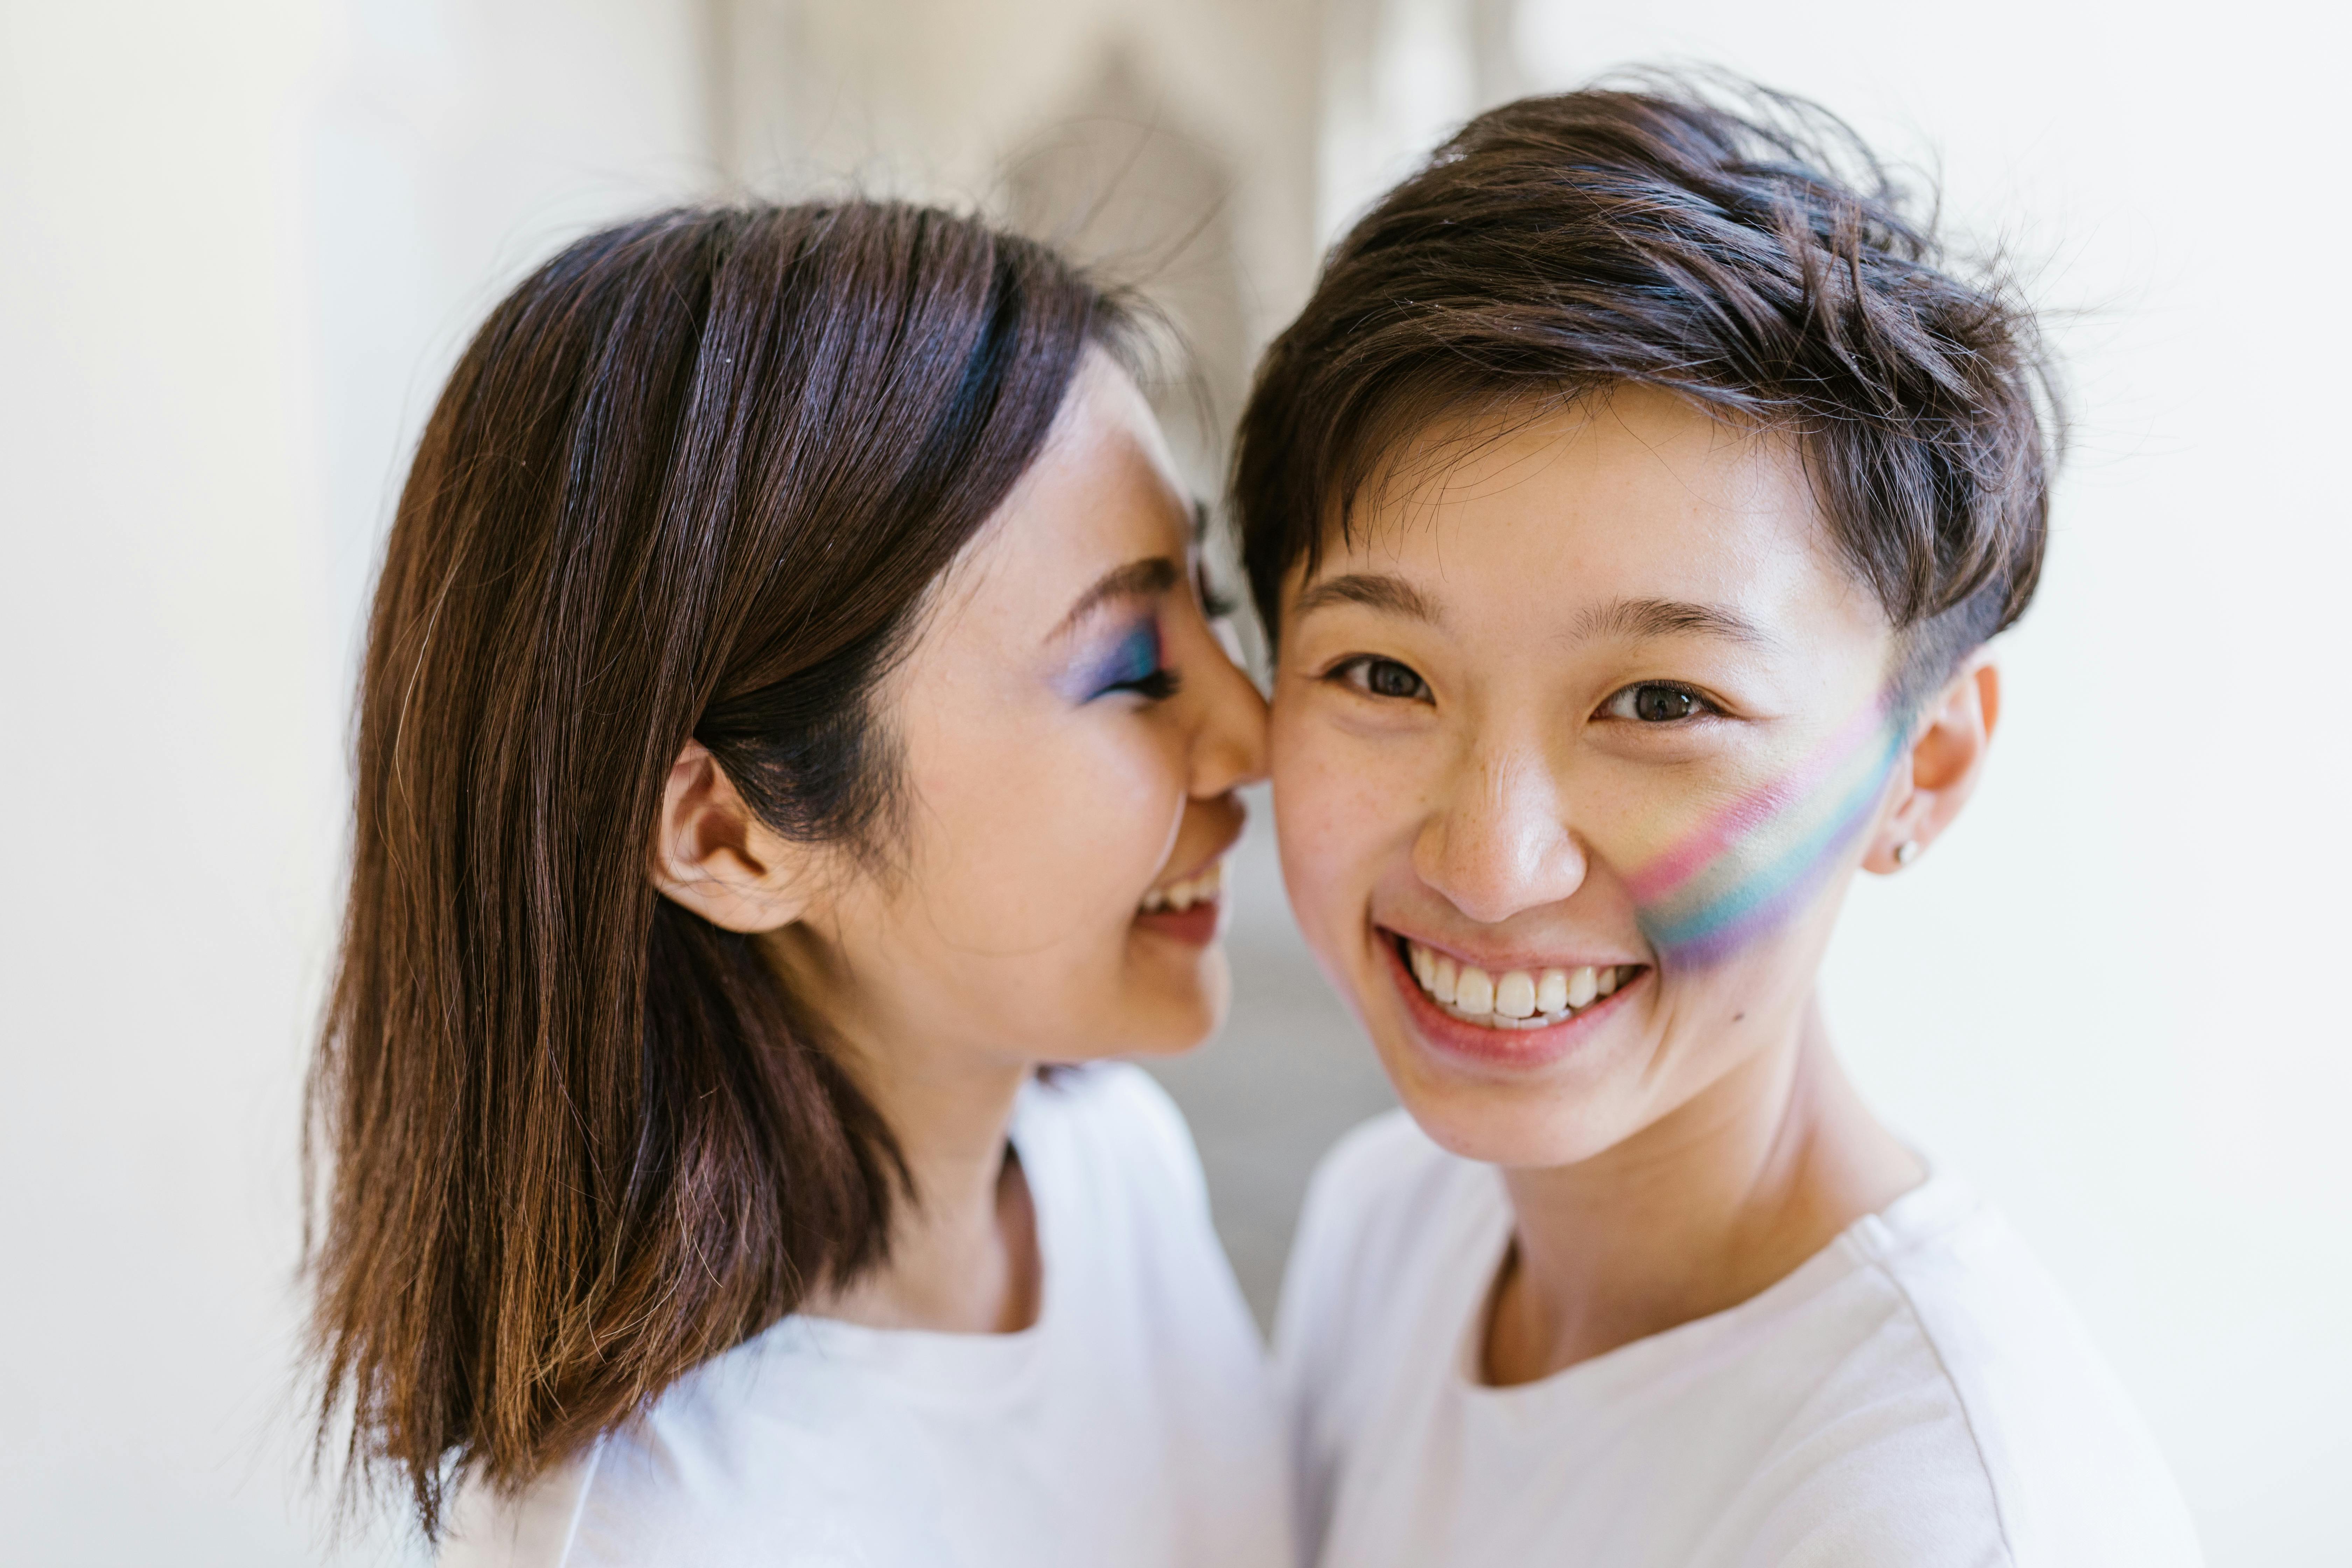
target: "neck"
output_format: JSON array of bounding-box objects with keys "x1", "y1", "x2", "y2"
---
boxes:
[
  {"x1": 1485, "y1": 994, "x2": 1920, "y2": 1385},
  {"x1": 771, "y1": 933, "x2": 1042, "y2": 1336}
]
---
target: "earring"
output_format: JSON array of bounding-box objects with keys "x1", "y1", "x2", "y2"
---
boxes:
[{"x1": 1893, "y1": 840, "x2": 1920, "y2": 867}]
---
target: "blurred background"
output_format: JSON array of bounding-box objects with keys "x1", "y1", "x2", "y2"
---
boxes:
[{"x1": 2, "y1": 0, "x2": 2346, "y2": 1562}]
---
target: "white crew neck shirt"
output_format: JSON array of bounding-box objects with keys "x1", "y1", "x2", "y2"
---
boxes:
[
  {"x1": 442, "y1": 1064, "x2": 1290, "y2": 1568},
  {"x1": 1276, "y1": 1111, "x2": 2202, "y2": 1568}
]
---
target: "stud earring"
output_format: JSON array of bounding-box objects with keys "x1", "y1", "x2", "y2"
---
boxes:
[{"x1": 1893, "y1": 840, "x2": 1920, "y2": 867}]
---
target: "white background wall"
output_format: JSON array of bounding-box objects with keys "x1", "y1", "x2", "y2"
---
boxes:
[
  {"x1": 0, "y1": 1, "x2": 2342, "y2": 1563},
  {"x1": 0, "y1": 4, "x2": 712, "y2": 1562}
]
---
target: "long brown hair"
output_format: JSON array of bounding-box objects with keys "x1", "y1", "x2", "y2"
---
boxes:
[{"x1": 305, "y1": 201, "x2": 1123, "y2": 1535}]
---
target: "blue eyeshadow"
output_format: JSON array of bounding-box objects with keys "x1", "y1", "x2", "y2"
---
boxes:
[{"x1": 1063, "y1": 620, "x2": 1163, "y2": 700}]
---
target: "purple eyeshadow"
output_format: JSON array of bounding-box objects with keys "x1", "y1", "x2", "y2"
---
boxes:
[{"x1": 1061, "y1": 620, "x2": 1163, "y2": 701}]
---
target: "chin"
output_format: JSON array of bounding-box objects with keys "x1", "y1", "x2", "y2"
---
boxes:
[
  {"x1": 1046, "y1": 947, "x2": 1229, "y2": 1064},
  {"x1": 1381, "y1": 1057, "x2": 1641, "y2": 1169},
  {"x1": 1126, "y1": 950, "x2": 1231, "y2": 1058},
  {"x1": 1351, "y1": 949, "x2": 1654, "y2": 1170},
  {"x1": 1115, "y1": 923, "x2": 1233, "y2": 1055}
]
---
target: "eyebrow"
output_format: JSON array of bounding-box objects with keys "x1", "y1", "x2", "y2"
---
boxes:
[
  {"x1": 1573, "y1": 597, "x2": 1777, "y2": 648},
  {"x1": 1292, "y1": 576, "x2": 1776, "y2": 651},
  {"x1": 1290, "y1": 573, "x2": 1441, "y2": 625},
  {"x1": 1053, "y1": 556, "x2": 1181, "y2": 639}
]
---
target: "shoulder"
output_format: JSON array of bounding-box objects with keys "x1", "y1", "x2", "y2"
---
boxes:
[
  {"x1": 437, "y1": 1450, "x2": 603, "y2": 1568},
  {"x1": 1020, "y1": 1062, "x2": 1265, "y2": 1370},
  {"x1": 1292, "y1": 1108, "x2": 1474, "y2": 1281},
  {"x1": 1274, "y1": 1108, "x2": 1490, "y2": 1393},
  {"x1": 436, "y1": 1423, "x2": 783, "y2": 1568},
  {"x1": 1028, "y1": 1059, "x2": 1197, "y2": 1155},
  {"x1": 438, "y1": 1339, "x2": 953, "y2": 1568},
  {"x1": 1752, "y1": 1178, "x2": 2201, "y2": 1568},
  {"x1": 1861, "y1": 1181, "x2": 2202, "y2": 1566},
  {"x1": 1022, "y1": 1061, "x2": 1209, "y2": 1213},
  {"x1": 1270, "y1": 1111, "x2": 1499, "y2": 1563},
  {"x1": 432, "y1": 1406, "x2": 756, "y2": 1568}
]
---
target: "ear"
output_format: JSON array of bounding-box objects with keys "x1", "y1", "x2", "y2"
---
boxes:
[
  {"x1": 650, "y1": 741, "x2": 816, "y2": 931},
  {"x1": 1863, "y1": 653, "x2": 2001, "y2": 875}
]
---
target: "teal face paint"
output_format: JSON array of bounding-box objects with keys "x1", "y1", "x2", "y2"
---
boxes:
[{"x1": 1625, "y1": 695, "x2": 1909, "y2": 966}]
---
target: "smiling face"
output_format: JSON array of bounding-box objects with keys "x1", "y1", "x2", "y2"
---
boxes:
[
  {"x1": 1269, "y1": 386, "x2": 1919, "y2": 1167},
  {"x1": 767, "y1": 351, "x2": 1267, "y2": 1071}
]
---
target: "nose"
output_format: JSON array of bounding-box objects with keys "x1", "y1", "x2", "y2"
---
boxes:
[
  {"x1": 1413, "y1": 741, "x2": 1587, "y2": 925},
  {"x1": 1185, "y1": 626, "x2": 1268, "y2": 800}
]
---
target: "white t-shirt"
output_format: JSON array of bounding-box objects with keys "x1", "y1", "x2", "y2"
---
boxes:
[
  {"x1": 442, "y1": 1064, "x2": 1290, "y2": 1568},
  {"x1": 1276, "y1": 1111, "x2": 2202, "y2": 1568}
]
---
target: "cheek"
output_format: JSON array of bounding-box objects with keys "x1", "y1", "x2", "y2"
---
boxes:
[
  {"x1": 1268, "y1": 698, "x2": 1406, "y2": 954},
  {"x1": 903, "y1": 712, "x2": 1183, "y2": 955},
  {"x1": 1606, "y1": 713, "x2": 1904, "y2": 968}
]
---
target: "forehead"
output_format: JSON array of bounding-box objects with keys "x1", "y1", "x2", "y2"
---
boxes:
[
  {"x1": 934, "y1": 350, "x2": 1190, "y2": 631},
  {"x1": 1304, "y1": 386, "x2": 1884, "y2": 646}
]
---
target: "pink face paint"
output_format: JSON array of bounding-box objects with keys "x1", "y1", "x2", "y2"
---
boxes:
[{"x1": 1626, "y1": 694, "x2": 1909, "y2": 966}]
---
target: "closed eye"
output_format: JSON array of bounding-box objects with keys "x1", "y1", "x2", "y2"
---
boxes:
[
  {"x1": 1597, "y1": 681, "x2": 1722, "y2": 724},
  {"x1": 1328, "y1": 655, "x2": 1433, "y2": 703},
  {"x1": 1083, "y1": 622, "x2": 1183, "y2": 703},
  {"x1": 1111, "y1": 667, "x2": 1182, "y2": 701}
]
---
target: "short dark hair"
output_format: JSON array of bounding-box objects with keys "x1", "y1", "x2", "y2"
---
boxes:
[
  {"x1": 306, "y1": 202, "x2": 1124, "y2": 1537},
  {"x1": 1234, "y1": 78, "x2": 2062, "y2": 698}
]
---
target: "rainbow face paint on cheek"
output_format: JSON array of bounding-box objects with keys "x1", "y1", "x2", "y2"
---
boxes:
[
  {"x1": 1057, "y1": 620, "x2": 1163, "y2": 701},
  {"x1": 1624, "y1": 695, "x2": 1910, "y2": 966}
]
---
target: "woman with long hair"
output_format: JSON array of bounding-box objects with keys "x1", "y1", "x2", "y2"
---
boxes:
[{"x1": 305, "y1": 201, "x2": 1286, "y2": 1566}]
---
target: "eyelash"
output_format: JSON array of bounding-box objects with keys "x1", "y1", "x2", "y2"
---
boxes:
[
  {"x1": 1093, "y1": 624, "x2": 1183, "y2": 703},
  {"x1": 1196, "y1": 562, "x2": 1237, "y2": 622},
  {"x1": 1117, "y1": 668, "x2": 1182, "y2": 701}
]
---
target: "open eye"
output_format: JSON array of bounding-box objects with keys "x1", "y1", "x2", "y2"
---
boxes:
[
  {"x1": 1600, "y1": 681, "x2": 1718, "y2": 723},
  {"x1": 1332, "y1": 655, "x2": 1432, "y2": 702}
]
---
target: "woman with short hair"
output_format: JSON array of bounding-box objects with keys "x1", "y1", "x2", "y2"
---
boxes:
[{"x1": 1239, "y1": 82, "x2": 2201, "y2": 1567}]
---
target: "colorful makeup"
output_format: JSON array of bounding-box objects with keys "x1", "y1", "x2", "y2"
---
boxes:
[
  {"x1": 1625, "y1": 694, "x2": 1909, "y2": 966},
  {"x1": 1058, "y1": 618, "x2": 1166, "y2": 702}
]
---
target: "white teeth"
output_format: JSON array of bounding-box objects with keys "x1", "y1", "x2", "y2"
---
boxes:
[
  {"x1": 1455, "y1": 966, "x2": 1495, "y2": 1014},
  {"x1": 1404, "y1": 941, "x2": 1636, "y2": 1030},
  {"x1": 1494, "y1": 971, "x2": 1537, "y2": 1018},
  {"x1": 1535, "y1": 968, "x2": 1569, "y2": 1014},
  {"x1": 1140, "y1": 861, "x2": 1223, "y2": 916}
]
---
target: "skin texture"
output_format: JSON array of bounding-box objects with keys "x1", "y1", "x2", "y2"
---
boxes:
[
  {"x1": 1268, "y1": 386, "x2": 1997, "y2": 1383},
  {"x1": 652, "y1": 351, "x2": 1266, "y2": 1334}
]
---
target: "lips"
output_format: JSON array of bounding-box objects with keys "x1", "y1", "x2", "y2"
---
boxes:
[
  {"x1": 1133, "y1": 856, "x2": 1229, "y2": 947},
  {"x1": 1139, "y1": 859, "x2": 1223, "y2": 915},
  {"x1": 1376, "y1": 926, "x2": 1646, "y2": 1067}
]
